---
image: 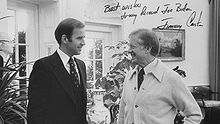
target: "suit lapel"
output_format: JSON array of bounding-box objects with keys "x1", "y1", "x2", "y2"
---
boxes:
[
  {"x1": 50, "y1": 52, "x2": 78, "y2": 106},
  {"x1": 75, "y1": 59, "x2": 86, "y2": 89},
  {"x1": 75, "y1": 59, "x2": 87, "y2": 103}
]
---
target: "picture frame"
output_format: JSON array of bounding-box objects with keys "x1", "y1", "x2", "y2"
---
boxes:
[{"x1": 152, "y1": 28, "x2": 185, "y2": 61}]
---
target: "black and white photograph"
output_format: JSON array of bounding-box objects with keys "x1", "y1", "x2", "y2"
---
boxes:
[{"x1": 0, "y1": 0, "x2": 219, "y2": 124}]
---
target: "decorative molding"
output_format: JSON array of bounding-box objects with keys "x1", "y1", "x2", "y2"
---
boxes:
[
  {"x1": 85, "y1": 19, "x2": 122, "y2": 26},
  {"x1": 0, "y1": 16, "x2": 13, "y2": 21}
]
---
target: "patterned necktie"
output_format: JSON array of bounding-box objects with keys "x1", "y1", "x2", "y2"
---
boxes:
[
  {"x1": 68, "y1": 57, "x2": 80, "y2": 87},
  {"x1": 138, "y1": 68, "x2": 145, "y2": 91}
]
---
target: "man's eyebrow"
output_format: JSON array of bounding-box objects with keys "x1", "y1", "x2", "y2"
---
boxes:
[{"x1": 77, "y1": 36, "x2": 85, "y2": 38}]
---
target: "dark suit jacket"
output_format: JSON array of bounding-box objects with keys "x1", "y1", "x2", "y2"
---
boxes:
[{"x1": 27, "y1": 51, "x2": 87, "y2": 124}]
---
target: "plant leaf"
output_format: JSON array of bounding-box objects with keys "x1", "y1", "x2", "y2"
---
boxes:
[
  {"x1": 7, "y1": 107, "x2": 26, "y2": 121},
  {"x1": 11, "y1": 94, "x2": 28, "y2": 103},
  {"x1": 0, "y1": 115, "x2": 4, "y2": 124},
  {"x1": 5, "y1": 101, "x2": 26, "y2": 113},
  {"x1": 0, "y1": 57, "x2": 29, "y2": 124},
  {"x1": 4, "y1": 120, "x2": 14, "y2": 124}
]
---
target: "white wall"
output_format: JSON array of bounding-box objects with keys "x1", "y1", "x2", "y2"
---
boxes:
[
  {"x1": 0, "y1": 0, "x2": 8, "y2": 32},
  {"x1": 1, "y1": 0, "x2": 209, "y2": 86},
  {"x1": 118, "y1": 0, "x2": 210, "y2": 86},
  {"x1": 65, "y1": 0, "x2": 87, "y2": 22},
  {"x1": 38, "y1": 1, "x2": 60, "y2": 58}
]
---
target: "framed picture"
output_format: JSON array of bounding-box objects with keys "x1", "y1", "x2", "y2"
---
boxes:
[{"x1": 152, "y1": 28, "x2": 185, "y2": 61}]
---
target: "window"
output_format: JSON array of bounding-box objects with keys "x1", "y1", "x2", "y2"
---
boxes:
[
  {"x1": 77, "y1": 22, "x2": 121, "y2": 89},
  {"x1": 7, "y1": 1, "x2": 38, "y2": 93},
  {"x1": 84, "y1": 38, "x2": 104, "y2": 87},
  {"x1": 78, "y1": 30, "x2": 111, "y2": 88}
]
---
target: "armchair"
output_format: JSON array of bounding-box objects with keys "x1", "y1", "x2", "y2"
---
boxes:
[
  {"x1": 192, "y1": 86, "x2": 220, "y2": 108},
  {"x1": 192, "y1": 86, "x2": 220, "y2": 124}
]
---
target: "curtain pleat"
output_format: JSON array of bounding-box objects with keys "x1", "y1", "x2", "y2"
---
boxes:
[{"x1": 209, "y1": 0, "x2": 220, "y2": 100}]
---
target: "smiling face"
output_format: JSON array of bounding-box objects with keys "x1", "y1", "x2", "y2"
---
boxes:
[
  {"x1": 62, "y1": 28, "x2": 85, "y2": 56},
  {"x1": 127, "y1": 29, "x2": 160, "y2": 67},
  {"x1": 128, "y1": 35, "x2": 147, "y2": 65}
]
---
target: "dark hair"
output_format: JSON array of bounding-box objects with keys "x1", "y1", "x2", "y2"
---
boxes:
[
  {"x1": 54, "y1": 18, "x2": 85, "y2": 45},
  {"x1": 129, "y1": 29, "x2": 160, "y2": 56}
]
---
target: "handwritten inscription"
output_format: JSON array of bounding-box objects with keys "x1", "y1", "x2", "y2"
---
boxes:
[
  {"x1": 161, "y1": 4, "x2": 173, "y2": 14},
  {"x1": 104, "y1": 0, "x2": 141, "y2": 13},
  {"x1": 104, "y1": 2, "x2": 121, "y2": 13},
  {"x1": 140, "y1": 6, "x2": 160, "y2": 16},
  {"x1": 186, "y1": 11, "x2": 203, "y2": 27},
  {"x1": 103, "y1": 0, "x2": 204, "y2": 28},
  {"x1": 157, "y1": 17, "x2": 182, "y2": 30},
  {"x1": 133, "y1": 0, "x2": 141, "y2": 8},
  {"x1": 121, "y1": 12, "x2": 137, "y2": 24},
  {"x1": 122, "y1": 4, "x2": 132, "y2": 10},
  {"x1": 176, "y1": 3, "x2": 192, "y2": 12}
]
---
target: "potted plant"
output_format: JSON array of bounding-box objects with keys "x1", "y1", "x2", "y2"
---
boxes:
[
  {"x1": 0, "y1": 56, "x2": 29, "y2": 124},
  {"x1": 87, "y1": 40, "x2": 135, "y2": 124}
]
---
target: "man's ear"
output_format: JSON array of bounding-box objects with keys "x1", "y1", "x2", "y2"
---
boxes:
[
  {"x1": 145, "y1": 46, "x2": 152, "y2": 54},
  {"x1": 61, "y1": 34, "x2": 68, "y2": 44}
]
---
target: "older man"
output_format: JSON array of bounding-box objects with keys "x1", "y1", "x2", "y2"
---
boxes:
[
  {"x1": 118, "y1": 29, "x2": 202, "y2": 124},
  {"x1": 0, "y1": 32, "x2": 13, "y2": 77}
]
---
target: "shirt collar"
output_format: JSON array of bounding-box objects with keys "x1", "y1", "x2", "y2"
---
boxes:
[
  {"x1": 150, "y1": 58, "x2": 165, "y2": 82},
  {"x1": 57, "y1": 48, "x2": 75, "y2": 66},
  {"x1": 129, "y1": 58, "x2": 165, "y2": 83},
  {"x1": 143, "y1": 58, "x2": 157, "y2": 74}
]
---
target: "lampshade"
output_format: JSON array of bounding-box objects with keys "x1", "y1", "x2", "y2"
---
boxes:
[{"x1": 0, "y1": 32, "x2": 11, "y2": 42}]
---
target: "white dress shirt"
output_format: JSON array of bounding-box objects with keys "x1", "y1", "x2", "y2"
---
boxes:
[{"x1": 57, "y1": 49, "x2": 80, "y2": 83}]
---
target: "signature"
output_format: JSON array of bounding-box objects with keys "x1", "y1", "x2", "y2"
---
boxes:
[
  {"x1": 186, "y1": 11, "x2": 203, "y2": 27},
  {"x1": 157, "y1": 17, "x2": 182, "y2": 30}
]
